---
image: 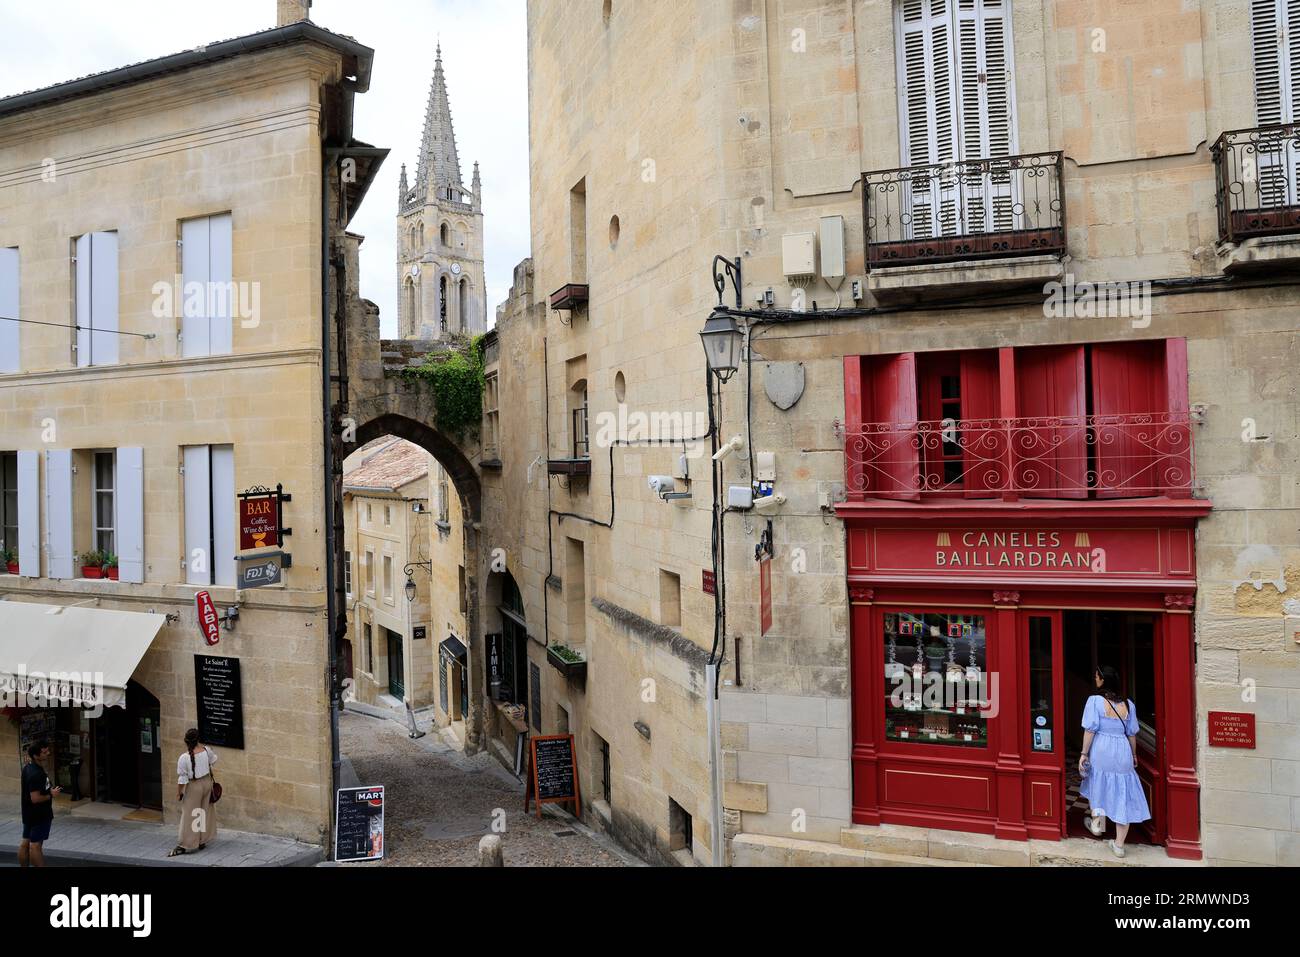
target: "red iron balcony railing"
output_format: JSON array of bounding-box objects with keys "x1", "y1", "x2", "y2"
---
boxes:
[
  {"x1": 1212, "y1": 124, "x2": 1300, "y2": 244},
  {"x1": 845, "y1": 412, "x2": 1194, "y2": 499},
  {"x1": 863, "y1": 151, "x2": 1065, "y2": 269}
]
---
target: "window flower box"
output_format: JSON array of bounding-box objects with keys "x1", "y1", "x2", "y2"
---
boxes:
[{"x1": 547, "y1": 644, "x2": 587, "y2": 681}]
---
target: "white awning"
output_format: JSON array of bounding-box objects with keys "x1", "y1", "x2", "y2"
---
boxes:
[{"x1": 0, "y1": 601, "x2": 166, "y2": 710}]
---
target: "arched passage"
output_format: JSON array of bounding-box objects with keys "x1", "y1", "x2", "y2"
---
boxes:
[{"x1": 343, "y1": 411, "x2": 484, "y2": 752}]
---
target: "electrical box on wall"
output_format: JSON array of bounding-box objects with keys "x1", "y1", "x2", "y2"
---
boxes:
[
  {"x1": 819, "y1": 215, "x2": 845, "y2": 281},
  {"x1": 755, "y1": 451, "x2": 776, "y2": 482},
  {"x1": 782, "y1": 232, "x2": 817, "y2": 283}
]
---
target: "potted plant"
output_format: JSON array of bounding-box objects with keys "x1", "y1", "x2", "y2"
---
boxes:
[
  {"x1": 79, "y1": 550, "x2": 105, "y2": 579},
  {"x1": 102, "y1": 553, "x2": 119, "y2": 581},
  {"x1": 1, "y1": 547, "x2": 16, "y2": 574},
  {"x1": 546, "y1": 643, "x2": 587, "y2": 680}
]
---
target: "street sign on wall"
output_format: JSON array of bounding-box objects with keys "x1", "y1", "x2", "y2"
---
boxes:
[{"x1": 237, "y1": 552, "x2": 285, "y2": 589}]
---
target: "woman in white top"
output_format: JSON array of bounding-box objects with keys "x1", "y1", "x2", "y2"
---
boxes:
[{"x1": 168, "y1": 728, "x2": 217, "y2": 857}]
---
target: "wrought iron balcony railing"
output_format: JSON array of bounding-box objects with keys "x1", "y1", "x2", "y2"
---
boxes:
[
  {"x1": 845, "y1": 412, "x2": 1194, "y2": 499},
  {"x1": 1212, "y1": 124, "x2": 1300, "y2": 245},
  {"x1": 863, "y1": 151, "x2": 1066, "y2": 269}
]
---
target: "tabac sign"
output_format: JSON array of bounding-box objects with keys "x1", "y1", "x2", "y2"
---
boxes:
[{"x1": 848, "y1": 526, "x2": 1196, "y2": 583}]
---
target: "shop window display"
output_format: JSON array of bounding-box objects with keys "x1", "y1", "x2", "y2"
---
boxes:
[{"x1": 884, "y1": 611, "x2": 988, "y2": 747}]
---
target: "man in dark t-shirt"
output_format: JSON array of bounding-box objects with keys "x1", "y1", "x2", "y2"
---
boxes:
[{"x1": 19, "y1": 739, "x2": 60, "y2": 867}]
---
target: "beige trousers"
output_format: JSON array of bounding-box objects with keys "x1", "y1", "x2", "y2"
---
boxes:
[{"x1": 178, "y1": 776, "x2": 217, "y2": 850}]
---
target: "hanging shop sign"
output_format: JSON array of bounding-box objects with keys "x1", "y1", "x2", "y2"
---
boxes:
[
  {"x1": 486, "y1": 633, "x2": 503, "y2": 699},
  {"x1": 195, "y1": 655, "x2": 245, "y2": 750},
  {"x1": 524, "y1": 734, "x2": 580, "y2": 820},
  {"x1": 847, "y1": 526, "x2": 1196, "y2": 582},
  {"x1": 335, "y1": 785, "x2": 385, "y2": 863},
  {"x1": 236, "y1": 551, "x2": 287, "y2": 590},
  {"x1": 1208, "y1": 711, "x2": 1256, "y2": 749},
  {"x1": 238, "y1": 484, "x2": 292, "y2": 551},
  {"x1": 195, "y1": 591, "x2": 221, "y2": 646},
  {"x1": 702, "y1": 570, "x2": 716, "y2": 596}
]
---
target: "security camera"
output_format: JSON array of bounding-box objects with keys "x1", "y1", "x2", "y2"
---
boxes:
[
  {"x1": 647, "y1": 475, "x2": 677, "y2": 498},
  {"x1": 752, "y1": 492, "x2": 787, "y2": 512},
  {"x1": 712, "y1": 435, "x2": 745, "y2": 463}
]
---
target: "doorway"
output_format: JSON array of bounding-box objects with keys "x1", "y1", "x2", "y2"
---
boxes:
[
  {"x1": 387, "y1": 628, "x2": 405, "y2": 700},
  {"x1": 1061, "y1": 610, "x2": 1163, "y2": 845},
  {"x1": 91, "y1": 679, "x2": 162, "y2": 811}
]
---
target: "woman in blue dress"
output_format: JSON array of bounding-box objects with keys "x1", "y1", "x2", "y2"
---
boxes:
[{"x1": 1078, "y1": 665, "x2": 1150, "y2": 858}]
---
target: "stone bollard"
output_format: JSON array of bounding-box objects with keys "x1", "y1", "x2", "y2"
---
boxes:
[{"x1": 478, "y1": 834, "x2": 504, "y2": 867}]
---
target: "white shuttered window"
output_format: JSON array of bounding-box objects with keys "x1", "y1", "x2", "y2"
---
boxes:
[
  {"x1": 116, "y1": 447, "x2": 145, "y2": 584},
  {"x1": 1250, "y1": 0, "x2": 1300, "y2": 207},
  {"x1": 0, "y1": 248, "x2": 18, "y2": 374},
  {"x1": 74, "y1": 232, "x2": 119, "y2": 368},
  {"x1": 181, "y1": 213, "x2": 234, "y2": 358},
  {"x1": 183, "y1": 444, "x2": 235, "y2": 587},
  {"x1": 45, "y1": 450, "x2": 74, "y2": 579},
  {"x1": 895, "y1": 0, "x2": 1018, "y2": 237}
]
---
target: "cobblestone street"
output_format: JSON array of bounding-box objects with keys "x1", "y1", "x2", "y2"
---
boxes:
[{"x1": 339, "y1": 708, "x2": 631, "y2": 867}]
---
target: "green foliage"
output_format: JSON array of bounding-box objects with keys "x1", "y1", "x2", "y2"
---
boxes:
[
  {"x1": 79, "y1": 549, "x2": 105, "y2": 567},
  {"x1": 549, "y1": 644, "x2": 585, "y2": 664},
  {"x1": 1, "y1": 546, "x2": 15, "y2": 565},
  {"x1": 400, "y1": 335, "x2": 486, "y2": 437},
  {"x1": 102, "y1": 552, "x2": 118, "y2": 569}
]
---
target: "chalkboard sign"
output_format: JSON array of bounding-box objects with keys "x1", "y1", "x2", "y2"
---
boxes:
[
  {"x1": 194, "y1": 655, "x2": 244, "y2": 750},
  {"x1": 334, "y1": 785, "x2": 384, "y2": 863},
  {"x1": 524, "y1": 734, "x2": 580, "y2": 819}
]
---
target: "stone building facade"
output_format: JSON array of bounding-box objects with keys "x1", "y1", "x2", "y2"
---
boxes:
[
  {"x1": 396, "y1": 45, "x2": 487, "y2": 342},
  {"x1": 0, "y1": 5, "x2": 384, "y2": 845},
  {"x1": 497, "y1": 0, "x2": 1300, "y2": 866}
]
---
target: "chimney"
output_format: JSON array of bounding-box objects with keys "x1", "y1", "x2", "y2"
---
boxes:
[{"x1": 277, "y1": 0, "x2": 311, "y2": 26}]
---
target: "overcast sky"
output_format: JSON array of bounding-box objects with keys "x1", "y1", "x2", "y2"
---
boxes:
[{"x1": 0, "y1": 0, "x2": 529, "y2": 336}]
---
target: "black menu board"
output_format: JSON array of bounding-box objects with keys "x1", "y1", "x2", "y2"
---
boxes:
[
  {"x1": 334, "y1": 786, "x2": 384, "y2": 862},
  {"x1": 194, "y1": 655, "x2": 244, "y2": 750},
  {"x1": 524, "y1": 734, "x2": 580, "y2": 819}
]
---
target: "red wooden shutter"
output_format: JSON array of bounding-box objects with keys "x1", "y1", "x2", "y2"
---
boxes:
[
  {"x1": 1162, "y1": 338, "x2": 1193, "y2": 498},
  {"x1": 1015, "y1": 345, "x2": 1087, "y2": 498},
  {"x1": 959, "y1": 349, "x2": 1001, "y2": 498},
  {"x1": 1090, "y1": 341, "x2": 1164, "y2": 498},
  {"x1": 862, "y1": 353, "x2": 921, "y2": 500}
]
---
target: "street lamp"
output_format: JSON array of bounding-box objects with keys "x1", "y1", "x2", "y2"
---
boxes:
[
  {"x1": 700, "y1": 306, "x2": 744, "y2": 383},
  {"x1": 403, "y1": 561, "x2": 431, "y2": 603}
]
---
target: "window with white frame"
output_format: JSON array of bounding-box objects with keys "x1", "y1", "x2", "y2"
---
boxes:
[
  {"x1": 93, "y1": 450, "x2": 115, "y2": 555},
  {"x1": 180, "y1": 213, "x2": 234, "y2": 358},
  {"x1": 344, "y1": 550, "x2": 353, "y2": 597},
  {"x1": 383, "y1": 554, "x2": 394, "y2": 602},
  {"x1": 483, "y1": 371, "x2": 500, "y2": 460},
  {"x1": 365, "y1": 549, "x2": 375, "y2": 596},
  {"x1": 1250, "y1": 0, "x2": 1300, "y2": 207},
  {"x1": 73, "y1": 231, "x2": 119, "y2": 367},
  {"x1": 438, "y1": 467, "x2": 450, "y2": 525},
  {"x1": 0, "y1": 247, "x2": 18, "y2": 374},
  {"x1": 183, "y1": 445, "x2": 236, "y2": 587}
]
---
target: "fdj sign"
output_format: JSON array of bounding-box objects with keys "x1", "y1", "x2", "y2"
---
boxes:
[{"x1": 238, "y1": 553, "x2": 284, "y2": 590}]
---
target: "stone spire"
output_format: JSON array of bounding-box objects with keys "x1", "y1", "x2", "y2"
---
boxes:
[
  {"x1": 471, "y1": 161, "x2": 482, "y2": 211},
  {"x1": 414, "y1": 43, "x2": 464, "y2": 197},
  {"x1": 398, "y1": 163, "x2": 409, "y2": 202}
]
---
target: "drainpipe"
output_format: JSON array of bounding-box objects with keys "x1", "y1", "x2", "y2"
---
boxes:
[
  {"x1": 706, "y1": 661, "x2": 724, "y2": 867},
  {"x1": 322, "y1": 137, "x2": 340, "y2": 849}
]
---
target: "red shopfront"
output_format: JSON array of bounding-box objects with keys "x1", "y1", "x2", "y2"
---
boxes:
[{"x1": 841, "y1": 510, "x2": 1209, "y2": 860}]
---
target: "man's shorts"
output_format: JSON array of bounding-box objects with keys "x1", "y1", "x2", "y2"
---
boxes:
[{"x1": 21, "y1": 820, "x2": 51, "y2": 843}]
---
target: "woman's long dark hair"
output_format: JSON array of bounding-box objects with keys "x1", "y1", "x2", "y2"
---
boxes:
[
  {"x1": 1095, "y1": 665, "x2": 1124, "y2": 702},
  {"x1": 184, "y1": 727, "x2": 200, "y2": 777}
]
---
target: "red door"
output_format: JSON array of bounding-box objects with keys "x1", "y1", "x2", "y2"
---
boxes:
[{"x1": 1135, "y1": 615, "x2": 1168, "y2": 845}]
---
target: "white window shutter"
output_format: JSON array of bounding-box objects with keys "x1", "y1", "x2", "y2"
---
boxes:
[
  {"x1": 75, "y1": 234, "x2": 92, "y2": 368},
  {"x1": 1253, "y1": 0, "x2": 1286, "y2": 126},
  {"x1": 181, "y1": 217, "x2": 211, "y2": 358},
  {"x1": 897, "y1": 0, "x2": 959, "y2": 239},
  {"x1": 0, "y1": 247, "x2": 18, "y2": 374},
  {"x1": 1251, "y1": 0, "x2": 1300, "y2": 207},
  {"x1": 209, "y1": 213, "x2": 233, "y2": 355},
  {"x1": 45, "y1": 449, "x2": 73, "y2": 579},
  {"x1": 211, "y1": 445, "x2": 235, "y2": 588},
  {"x1": 91, "y1": 232, "x2": 119, "y2": 366},
  {"x1": 116, "y1": 446, "x2": 144, "y2": 584},
  {"x1": 955, "y1": 0, "x2": 1017, "y2": 232},
  {"x1": 183, "y1": 445, "x2": 212, "y2": 585},
  {"x1": 17, "y1": 450, "x2": 39, "y2": 576}
]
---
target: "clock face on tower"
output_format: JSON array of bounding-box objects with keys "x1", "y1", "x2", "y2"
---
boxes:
[{"x1": 451, "y1": 262, "x2": 462, "y2": 276}]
